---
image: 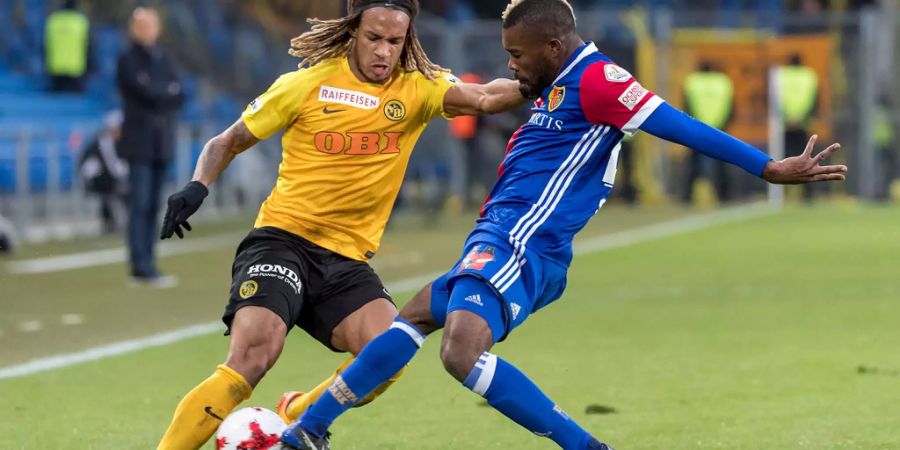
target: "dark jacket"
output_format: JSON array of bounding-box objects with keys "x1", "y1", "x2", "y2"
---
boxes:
[
  {"x1": 79, "y1": 134, "x2": 127, "y2": 194},
  {"x1": 116, "y1": 43, "x2": 184, "y2": 163}
]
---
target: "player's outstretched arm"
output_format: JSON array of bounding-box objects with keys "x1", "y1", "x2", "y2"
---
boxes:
[
  {"x1": 760, "y1": 135, "x2": 846, "y2": 184},
  {"x1": 160, "y1": 119, "x2": 259, "y2": 239},
  {"x1": 442, "y1": 78, "x2": 525, "y2": 116},
  {"x1": 192, "y1": 119, "x2": 259, "y2": 187},
  {"x1": 638, "y1": 102, "x2": 847, "y2": 184}
]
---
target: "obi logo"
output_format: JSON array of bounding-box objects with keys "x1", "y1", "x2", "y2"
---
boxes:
[
  {"x1": 314, "y1": 131, "x2": 403, "y2": 155},
  {"x1": 460, "y1": 245, "x2": 495, "y2": 271},
  {"x1": 238, "y1": 280, "x2": 258, "y2": 299}
]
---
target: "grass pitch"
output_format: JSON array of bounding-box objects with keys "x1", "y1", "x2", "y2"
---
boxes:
[{"x1": 1, "y1": 204, "x2": 898, "y2": 449}]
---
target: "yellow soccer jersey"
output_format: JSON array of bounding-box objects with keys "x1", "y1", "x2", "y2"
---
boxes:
[{"x1": 241, "y1": 57, "x2": 457, "y2": 261}]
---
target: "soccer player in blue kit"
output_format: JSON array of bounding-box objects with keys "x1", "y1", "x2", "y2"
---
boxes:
[{"x1": 282, "y1": 1, "x2": 847, "y2": 448}]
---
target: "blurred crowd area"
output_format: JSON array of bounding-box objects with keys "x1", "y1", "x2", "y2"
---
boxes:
[{"x1": 0, "y1": 0, "x2": 898, "y2": 247}]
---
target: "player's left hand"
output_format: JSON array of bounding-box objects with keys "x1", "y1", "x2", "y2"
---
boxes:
[
  {"x1": 160, "y1": 181, "x2": 208, "y2": 240},
  {"x1": 762, "y1": 135, "x2": 847, "y2": 185}
]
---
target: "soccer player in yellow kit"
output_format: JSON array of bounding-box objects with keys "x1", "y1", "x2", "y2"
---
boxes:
[{"x1": 154, "y1": 1, "x2": 523, "y2": 448}]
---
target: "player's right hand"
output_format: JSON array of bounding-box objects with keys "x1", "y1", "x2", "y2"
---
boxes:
[
  {"x1": 161, "y1": 181, "x2": 209, "y2": 240},
  {"x1": 761, "y1": 135, "x2": 847, "y2": 185}
]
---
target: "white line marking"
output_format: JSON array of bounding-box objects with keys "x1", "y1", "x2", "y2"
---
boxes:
[
  {"x1": 18, "y1": 320, "x2": 43, "y2": 333},
  {"x1": 0, "y1": 203, "x2": 776, "y2": 380},
  {"x1": 385, "y1": 272, "x2": 444, "y2": 295},
  {"x1": 60, "y1": 314, "x2": 85, "y2": 326},
  {"x1": 574, "y1": 203, "x2": 776, "y2": 255},
  {"x1": 0, "y1": 323, "x2": 223, "y2": 380},
  {"x1": 4, "y1": 233, "x2": 243, "y2": 275}
]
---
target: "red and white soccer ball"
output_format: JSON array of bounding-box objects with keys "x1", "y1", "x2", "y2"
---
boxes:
[{"x1": 215, "y1": 407, "x2": 286, "y2": 450}]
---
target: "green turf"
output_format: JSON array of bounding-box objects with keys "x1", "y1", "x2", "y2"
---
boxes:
[
  {"x1": 1, "y1": 204, "x2": 898, "y2": 449},
  {"x1": 0, "y1": 204, "x2": 691, "y2": 366}
]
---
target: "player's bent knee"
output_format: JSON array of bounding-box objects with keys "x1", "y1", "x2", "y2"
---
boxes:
[
  {"x1": 441, "y1": 310, "x2": 494, "y2": 381},
  {"x1": 440, "y1": 335, "x2": 482, "y2": 381},
  {"x1": 440, "y1": 334, "x2": 486, "y2": 382}
]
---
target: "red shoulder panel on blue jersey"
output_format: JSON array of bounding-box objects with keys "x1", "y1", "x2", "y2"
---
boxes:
[{"x1": 580, "y1": 62, "x2": 663, "y2": 136}]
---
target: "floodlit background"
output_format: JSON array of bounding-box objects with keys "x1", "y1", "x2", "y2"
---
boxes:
[{"x1": 0, "y1": 1, "x2": 898, "y2": 449}]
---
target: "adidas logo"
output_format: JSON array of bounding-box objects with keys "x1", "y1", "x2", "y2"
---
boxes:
[
  {"x1": 510, "y1": 302, "x2": 522, "y2": 320},
  {"x1": 464, "y1": 294, "x2": 483, "y2": 306}
]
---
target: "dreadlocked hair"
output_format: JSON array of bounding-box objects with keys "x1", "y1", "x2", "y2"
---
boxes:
[{"x1": 289, "y1": 0, "x2": 446, "y2": 80}]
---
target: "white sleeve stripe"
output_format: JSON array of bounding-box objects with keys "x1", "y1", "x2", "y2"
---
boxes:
[
  {"x1": 389, "y1": 321, "x2": 426, "y2": 347},
  {"x1": 622, "y1": 95, "x2": 663, "y2": 136}
]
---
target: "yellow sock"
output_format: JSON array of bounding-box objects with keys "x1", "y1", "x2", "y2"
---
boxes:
[
  {"x1": 284, "y1": 357, "x2": 355, "y2": 421},
  {"x1": 157, "y1": 364, "x2": 252, "y2": 450},
  {"x1": 283, "y1": 358, "x2": 406, "y2": 421},
  {"x1": 356, "y1": 365, "x2": 405, "y2": 407}
]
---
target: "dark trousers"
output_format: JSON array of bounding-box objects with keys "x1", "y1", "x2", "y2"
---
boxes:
[
  {"x1": 99, "y1": 192, "x2": 127, "y2": 234},
  {"x1": 49, "y1": 75, "x2": 84, "y2": 93},
  {"x1": 127, "y1": 160, "x2": 168, "y2": 278},
  {"x1": 683, "y1": 152, "x2": 730, "y2": 204}
]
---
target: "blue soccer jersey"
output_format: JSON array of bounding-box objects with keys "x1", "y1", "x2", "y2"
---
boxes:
[
  {"x1": 473, "y1": 42, "x2": 661, "y2": 270},
  {"x1": 430, "y1": 42, "x2": 669, "y2": 337}
]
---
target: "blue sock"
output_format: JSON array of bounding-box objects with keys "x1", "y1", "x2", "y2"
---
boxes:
[
  {"x1": 463, "y1": 352, "x2": 596, "y2": 449},
  {"x1": 298, "y1": 317, "x2": 426, "y2": 437}
]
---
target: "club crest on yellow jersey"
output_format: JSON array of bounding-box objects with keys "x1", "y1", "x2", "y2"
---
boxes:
[
  {"x1": 548, "y1": 86, "x2": 565, "y2": 112},
  {"x1": 384, "y1": 100, "x2": 406, "y2": 121}
]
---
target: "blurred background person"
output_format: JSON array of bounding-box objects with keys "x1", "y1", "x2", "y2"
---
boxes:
[
  {"x1": 78, "y1": 110, "x2": 128, "y2": 235},
  {"x1": 0, "y1": 213, "x2": 15, "y2": 254},
  {"x1": 683, "y1": 60, "x2": 734, "y2": 206},
  {"x1": 450, "y1": 70, "x2": 487, "y2": 209},
  {"x1": 873, "y1": 93, "x2": 898, "y2": 200},
  {"x1": 44, "y1": 0, "x2": 90, "y2": 92},
  {"x1": 117, "y1": 6, "x2": 184, "y2": 287}
]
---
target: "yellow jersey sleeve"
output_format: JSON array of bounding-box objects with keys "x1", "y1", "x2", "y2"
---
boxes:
[
  {"x1": 419, "y1": 72, "x2": 460, "y2": 122},
  {"x1": 241, "y1": 70, "x2": 312, "y2": 140}
]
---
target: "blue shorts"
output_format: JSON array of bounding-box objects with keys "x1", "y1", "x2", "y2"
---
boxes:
[{"x1": 430, "y1": 233, "x2": 568, "y2": 342}]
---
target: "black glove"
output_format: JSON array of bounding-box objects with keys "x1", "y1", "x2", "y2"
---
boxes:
[{"x1": 161, "y1": 181, "x2": 208, "y2": 239}]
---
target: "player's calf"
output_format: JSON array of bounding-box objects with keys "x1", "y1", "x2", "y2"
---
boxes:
[
  {"x1": 295, "y1": 316, "x2": 428, "y2": 438},
  {"x1": 442, "y1": 277, "x2": 608, "y2": 449}
]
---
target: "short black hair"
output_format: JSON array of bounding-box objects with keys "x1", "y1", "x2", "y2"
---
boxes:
[{"x1": 502, "y1": 0, "x2": 576, "y2": 37}]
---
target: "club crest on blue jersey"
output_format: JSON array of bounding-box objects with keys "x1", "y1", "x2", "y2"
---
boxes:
[
  {"x1": 548, "y1": 86, "x2": 565, "y2": 112},
  {"x1": 460, "y1": 245, "x2": 495, "y2": 271}
]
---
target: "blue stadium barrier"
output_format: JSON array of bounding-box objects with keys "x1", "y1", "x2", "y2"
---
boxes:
[
  {"x1": 0, "y1": 93, "x2": 107, "y2": 119},
  {"x1": 0, "y1": 121, "x2": 99, "y2": 194}
]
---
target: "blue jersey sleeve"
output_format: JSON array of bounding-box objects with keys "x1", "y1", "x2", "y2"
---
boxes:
[{"x1": 639, "y1": 102, "x2": 772, "y2": 177}]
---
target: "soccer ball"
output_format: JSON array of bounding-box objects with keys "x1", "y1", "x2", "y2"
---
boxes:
[{"x1": 215, "y1": 407, "x2": 287, "y2": 450}]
